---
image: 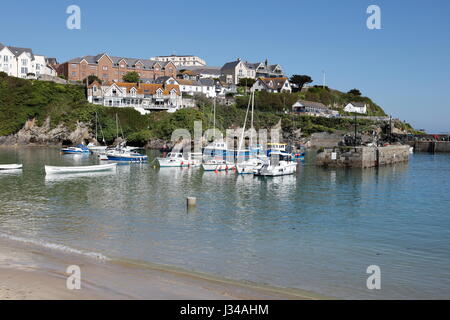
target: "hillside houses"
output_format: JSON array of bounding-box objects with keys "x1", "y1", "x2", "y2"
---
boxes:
[
  {"x1": 0, "y1": 43, "x2": 56, "y2": 79},
  {"x1": 57, "y1": 53, "x2": 177, "y2": 83}
]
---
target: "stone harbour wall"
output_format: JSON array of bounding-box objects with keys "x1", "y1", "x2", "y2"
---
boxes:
[{"x1": 316, "y1": 145, "x2": 410, "y2": 168}]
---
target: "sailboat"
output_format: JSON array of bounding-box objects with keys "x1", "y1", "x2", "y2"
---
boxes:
[
  {"x1": 236, "y1": 91, "x2": 267, "y2": 174},
  {"x1": 88, "y1": 112, "x2": 108, "y2": 153},
  {"x1": 201, "y1": 96, "x2": 235, "y2": 171},
  {"x1": 104, "y1": 114, "x2": 148, "y2": 162}
]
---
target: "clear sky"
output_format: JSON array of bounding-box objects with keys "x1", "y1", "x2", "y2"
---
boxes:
[{"x1": 1, "y1": 0, "x2": 449, "y2": 132}]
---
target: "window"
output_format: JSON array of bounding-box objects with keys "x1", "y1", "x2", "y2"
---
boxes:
[
  {"x1": 72, "y1": 72, "x2": 76, "y2": 76},
  {"x1": 102, "y1": 66, "x2": 108, "y2": 71},
  {"x1": 22, "y1": 59, "x2": 27, "y2": 66},
  {"x1": 21, "y1": 67, "x2": 28, "y2": 74},
  {"x1": 4, "y1": 56, "x2": 8, "y2": 62},
  {"x1": 71, "y1": 64, "x2": 77, "y2": 68},
  {"x1": 93, "y1": 86, "x2": 97, "y2": 92}
]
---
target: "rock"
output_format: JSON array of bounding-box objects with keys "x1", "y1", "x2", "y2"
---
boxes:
[{"x1": 0, "y1": 117, "x2": 93, "y2": 146}]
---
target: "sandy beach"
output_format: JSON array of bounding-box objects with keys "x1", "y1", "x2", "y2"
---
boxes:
[{"x1": 0, "y1": 237, "x2": 325, "y2": 300}]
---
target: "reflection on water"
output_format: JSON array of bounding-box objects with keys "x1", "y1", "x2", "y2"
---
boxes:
[{"x1": 0, "y1": 148, "x2": 449, "y2": 299}]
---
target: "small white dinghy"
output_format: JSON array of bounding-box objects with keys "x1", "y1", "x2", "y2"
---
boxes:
[
  {"x1": 45, "y1": 163, "x2": 117, "y2": 174},
  {"x1": 0, "y1": 164, "x2": 23, "y2": 170}
]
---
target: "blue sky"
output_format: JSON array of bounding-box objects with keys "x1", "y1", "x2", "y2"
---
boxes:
[{"x1": 1, "y1": 0, "x2": 449, "y2": 132}]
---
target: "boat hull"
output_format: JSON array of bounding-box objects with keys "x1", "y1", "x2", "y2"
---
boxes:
[
  {"x1": 45, "y1": 163, "x2": 117, "y2": 174},
  {"x1": 106, "y1": 155, "x2": 148, "y2": 162},
  {"x1": 0, "y1": 164, "x2": 23, "y2": 170},
  {"x1": 255, "y1": 163, "x2": 297, "y2": 177}
]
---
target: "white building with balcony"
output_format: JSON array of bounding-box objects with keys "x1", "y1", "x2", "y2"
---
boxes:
[{"x1": 87, "y1": 81, "x2": 182, "y2": 114}]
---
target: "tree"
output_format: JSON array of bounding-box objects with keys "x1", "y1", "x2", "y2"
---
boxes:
[
  {"x1": 83, "y1": 75, "x2": 102, "y2": 85},
  {"x1": 238, "y1": 78, "x2": 256, "y2": 93},
  {"x1": 348, "y1": 89, "x2": 361, "y2": 96},
  {"x1": 289, "y1": 75, "x2": 313, "y2": 92},
  {"x1": 122, "y1": 71, "x2": 140, "y2": 83}
]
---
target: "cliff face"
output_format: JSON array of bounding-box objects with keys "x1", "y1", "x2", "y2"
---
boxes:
[{"x1": 0, "y1": 118, "x2": 91, "y2": 146}]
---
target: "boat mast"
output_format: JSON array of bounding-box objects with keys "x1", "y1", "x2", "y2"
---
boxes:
[
  {"x1": 250, "y1": 91, "x2": 254, "y2": 149},
  {"x1": 116, "y1": 113, "x2": 119, "y2": 141},
  {"x1": 95, "y1": 112, "x2": 98, "y2": 142},
  {"x1": 213, "y1": 97, "x2": 216, "y2": 140}
]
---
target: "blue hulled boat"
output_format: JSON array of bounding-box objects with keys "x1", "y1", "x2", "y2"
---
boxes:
[{"x1": 61, "y1": 144, "x2": 91, "y2": 154}]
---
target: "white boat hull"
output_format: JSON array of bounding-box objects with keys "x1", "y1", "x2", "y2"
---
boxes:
[
  {"x1": 0, "y1": 164, "x2": 22, "y2": 170},
  {"x1": 45, "y1": 163, "x2": 117, "y2": 174},
  {"x1": 256, "y1": 162, "x2": 297, "y2": 176}
]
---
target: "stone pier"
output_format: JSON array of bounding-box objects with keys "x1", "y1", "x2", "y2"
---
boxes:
[{"x1": 316, "y1": 145, "x2": 410, "y2": 168}]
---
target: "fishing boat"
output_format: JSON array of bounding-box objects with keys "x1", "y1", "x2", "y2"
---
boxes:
[
  {"x1": 45, "y1": 163, "x2": 117, "y2": 174},
  {"x1": 255, "y1": 151, "x2": 297, "y2": 177},
  {"x1": 0, "y1": 164, "x2": 23, "y2": 170},
  {"x1": 61, "y1": 144, "x2": 91, "y2": 154},
  {"x1": 106, "y1": 149, "x2": 148, "y2": 162}
]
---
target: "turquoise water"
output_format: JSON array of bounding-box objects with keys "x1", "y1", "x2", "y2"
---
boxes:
[{"x1": 0, "y1": 147, "x2": 449, "y2": 299}]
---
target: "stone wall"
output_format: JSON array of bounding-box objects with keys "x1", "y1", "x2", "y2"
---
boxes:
[
  {"x1": 316, "y1": 145, "x2": 410, "y2": 168},
  {"x1": 408, "y1": 141, "x2": 450, "y2": 153}
]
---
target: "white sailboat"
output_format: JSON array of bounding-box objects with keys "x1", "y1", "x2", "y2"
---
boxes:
[
  {"x1": 88, "y1": 112, "x2": 108, "y2": 153},
  {"x1": 236, "y1": 91, "x2": 267, "y2": 174}
]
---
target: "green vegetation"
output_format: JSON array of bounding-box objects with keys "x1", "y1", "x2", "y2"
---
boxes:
[
  {"x1": 0, "y1": 73, "x2": 415, "y2": 147},
  {"x1": 122, "y1": 71, "x2": 140, "y2": 83}
]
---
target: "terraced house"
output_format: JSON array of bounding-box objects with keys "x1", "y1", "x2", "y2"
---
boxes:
[
  {"x1": 58, "y1": 53, "x2": 177, "y2": 82},
  {"x1": 87, "y1": 81, "x2": 182, "y2": 114}
]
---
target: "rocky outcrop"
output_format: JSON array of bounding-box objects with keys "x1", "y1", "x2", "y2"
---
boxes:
[{"x1": 0, "y1": 118, "x2": 92, "y2": 146}]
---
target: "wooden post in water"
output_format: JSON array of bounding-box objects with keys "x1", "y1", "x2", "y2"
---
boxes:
[{"x1": 187, "y1": 197, "x2": 197, "y2": 209}]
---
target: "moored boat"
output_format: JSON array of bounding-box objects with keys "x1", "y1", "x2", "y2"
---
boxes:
[
  {"x1": 236, "y1": 157, "x2": 266, "y2": 175},
  {"x1": 0, "y1": 164, "x2": 23, "y2": 170},
  {"x1": 61, "y1": 144, "x2": 91, "y2": 154},
  {"x1": 45, "y1": 163, "x2": 117, "y2": 174},
  {"x1": 255, "y1": 151, "x2": 297, "y2": 177},
  {"x1": 106, "y1": 149, "x2": 148, "y2": 162}
]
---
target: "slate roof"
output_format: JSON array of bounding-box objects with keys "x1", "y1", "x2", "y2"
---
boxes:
[
  {"x1": 9, "y1": 46, "x2": 35, "y2": 59},
  {"x1": 294, "y1": 100, "x2": 329, "y2": 110},
  {"x1": 257, "y1": 77, "x2": 289, "y2": 90},
  {"x1": 67, "y1": 53, "x2": 174, "y2": 70}
]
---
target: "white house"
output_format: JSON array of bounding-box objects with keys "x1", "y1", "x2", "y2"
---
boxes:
[
  {"x1": 252, "y1": 77, "x2": 292, "y2": 93},
  {"x1": 344, "y1": 102, "x2": 367, "y2": 114},
  {"x1": 221, "y1": 58, "x2": 256, "y2": 84},
  {"x1": 0, "y1": 43, "x2": 56, "y2": 78},
  {"x1": 178, "y1": 78, "x2": 218, "y2": 98}
]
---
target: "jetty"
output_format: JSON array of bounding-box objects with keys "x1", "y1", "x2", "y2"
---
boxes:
[{"x1": 316, "y1": 145, "x2": 410, "y2": 168}]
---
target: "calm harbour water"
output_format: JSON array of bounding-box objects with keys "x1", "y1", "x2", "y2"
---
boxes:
[{"x1": 0, "y1": 147, "x2": 449, "y2": 299}]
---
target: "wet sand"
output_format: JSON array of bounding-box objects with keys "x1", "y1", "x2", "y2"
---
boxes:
[{"x1": 0, "y1": 238, "x2": 327, "y2": 300}]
